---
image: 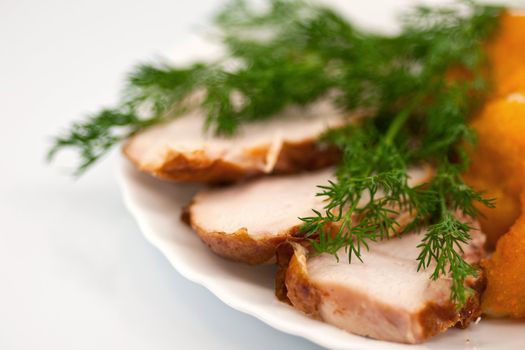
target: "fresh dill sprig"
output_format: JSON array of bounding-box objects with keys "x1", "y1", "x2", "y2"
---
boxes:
[
  {"x1": 48, "y1": 1, "x2": 335, "y2": 173},
  {"x1": 48, "y1": 0, "x2": 502, "y2": 307},
  {"x1": 297, "y1": 1, "x2": 501, "y2": 307}
]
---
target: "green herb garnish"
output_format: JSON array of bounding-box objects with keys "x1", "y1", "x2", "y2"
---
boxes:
[{"x1": 49, "y1": 0, "x2": 501, "y2": 307}]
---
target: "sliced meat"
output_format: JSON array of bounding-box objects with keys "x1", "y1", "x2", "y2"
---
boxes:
[
  {"x1": 123, "y1": 100, "x2": 349, "y2": 183},
  {"x1": 188, "y1": 168, "x2": 333, "y2": 264},
  {"x1": 187, "y1": 166, "x2": 432, "y2": 265},
  {"x1": 275, "y1": 228, "x2": 486, "y2": 344}
]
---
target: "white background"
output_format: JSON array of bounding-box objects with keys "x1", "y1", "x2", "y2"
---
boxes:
[{"x1": 0, "y1": 1, "x2": 522, "y2": 349}]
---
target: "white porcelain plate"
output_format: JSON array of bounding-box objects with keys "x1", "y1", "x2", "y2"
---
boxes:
[
  {"x1": 115, "y1": 1, "x2": 523, "y2": 347},
  {"x1": 117, "y1": 159, "x2": 523, "y2": 350}
]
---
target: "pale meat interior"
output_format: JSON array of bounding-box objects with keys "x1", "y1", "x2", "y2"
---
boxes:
[
  {"x1": 301, "y1": 230, "x2": 485, "y2": 343},
  {"x1": 190, "y1": 168, "x2": 333, "y2": 238},
  {"x1": 308, "y1": 233, "x2": 453, "y2": 312},
  {"x1": 125, "y1": 100, "x2": 346, "y2": 172},
  {"x1": 307, "y1": 227, "x2": 484, "y2": 309},
  {"x1": 190, "y1": 166, "x2": 431, "y2": 239}
]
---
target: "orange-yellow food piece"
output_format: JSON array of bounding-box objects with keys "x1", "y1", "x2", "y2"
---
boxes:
[
  {"x1": 464, "y1": 12, "x2": 525, "y2": 247},
  {"x1": 487, "y1": 12, "x2": 525, "y2": 88},
  {"x1": 465, "y1": 97, "x2": 525, "y2": 247},
  {"x1": 465, "y1": 12, "x2": 525, "y2": 318},
  {"x1": 494, "y1": 67, "x2": 525, "y2": 98},
  {"x1": 482, "y1": 191, "x2": 525, "y2": 318},
  {"x1": 465, "y1": 178, "x2": 521, "y2": 248},
  {"x1": 470, "y1": 97, "x2": 525, "y2": 194}
]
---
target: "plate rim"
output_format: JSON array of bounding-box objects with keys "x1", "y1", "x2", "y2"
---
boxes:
[{"x1": 115, "y1": 158, "x2": 523, "y2": 350}]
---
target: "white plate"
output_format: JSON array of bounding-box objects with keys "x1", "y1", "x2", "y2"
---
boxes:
[{"x1": 117, "y1": 158, "x2": 523, "y2": 350}]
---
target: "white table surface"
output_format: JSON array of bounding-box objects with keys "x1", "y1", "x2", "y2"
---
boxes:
[{"x1": 1, "y1": 1, "x2": 521, "y2": 349}]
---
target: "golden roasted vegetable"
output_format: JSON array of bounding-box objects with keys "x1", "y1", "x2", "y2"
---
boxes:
[
  {"x1": 465, "y1": 12, "x2": 525, "y2": 246},
  {"x1": 466, "y1": 97, "x2": 525, "y2": 247},
  {"x1": 482, "y1": 192, "x2": 525, "y2": 318},
  {"x1": 464, "y1": 12, "x2": 525, "y2": 317}
]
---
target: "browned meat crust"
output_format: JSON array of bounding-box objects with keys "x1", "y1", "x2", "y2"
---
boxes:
[
  {"x1": 123, "y1": 137, "x2": 340, "y2": 184},
  {"x1": 191, "y1": 225, "x2": 300, "y2": 265},
  {"x1": 276, "y1": 242, "x2": 322, "y2": 316}
]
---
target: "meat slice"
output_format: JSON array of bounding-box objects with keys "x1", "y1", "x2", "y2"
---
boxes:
[
  {"x1": 188, "y1": 168, "x2": 333, "y2": 264},
  {"x1": 275, "y1": 228, "x2": 486, "y2": 344},
  {"x1": 187, "y1": 167, "x2": 432, "y2": 265},
  {"x1": 123, "y1": 100, "x2": 348, "y2": 183}
]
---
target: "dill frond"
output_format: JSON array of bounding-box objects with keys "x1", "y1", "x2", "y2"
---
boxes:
[{"x1": 49, "y1": 0, "x2": 502, "y2": 306}]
